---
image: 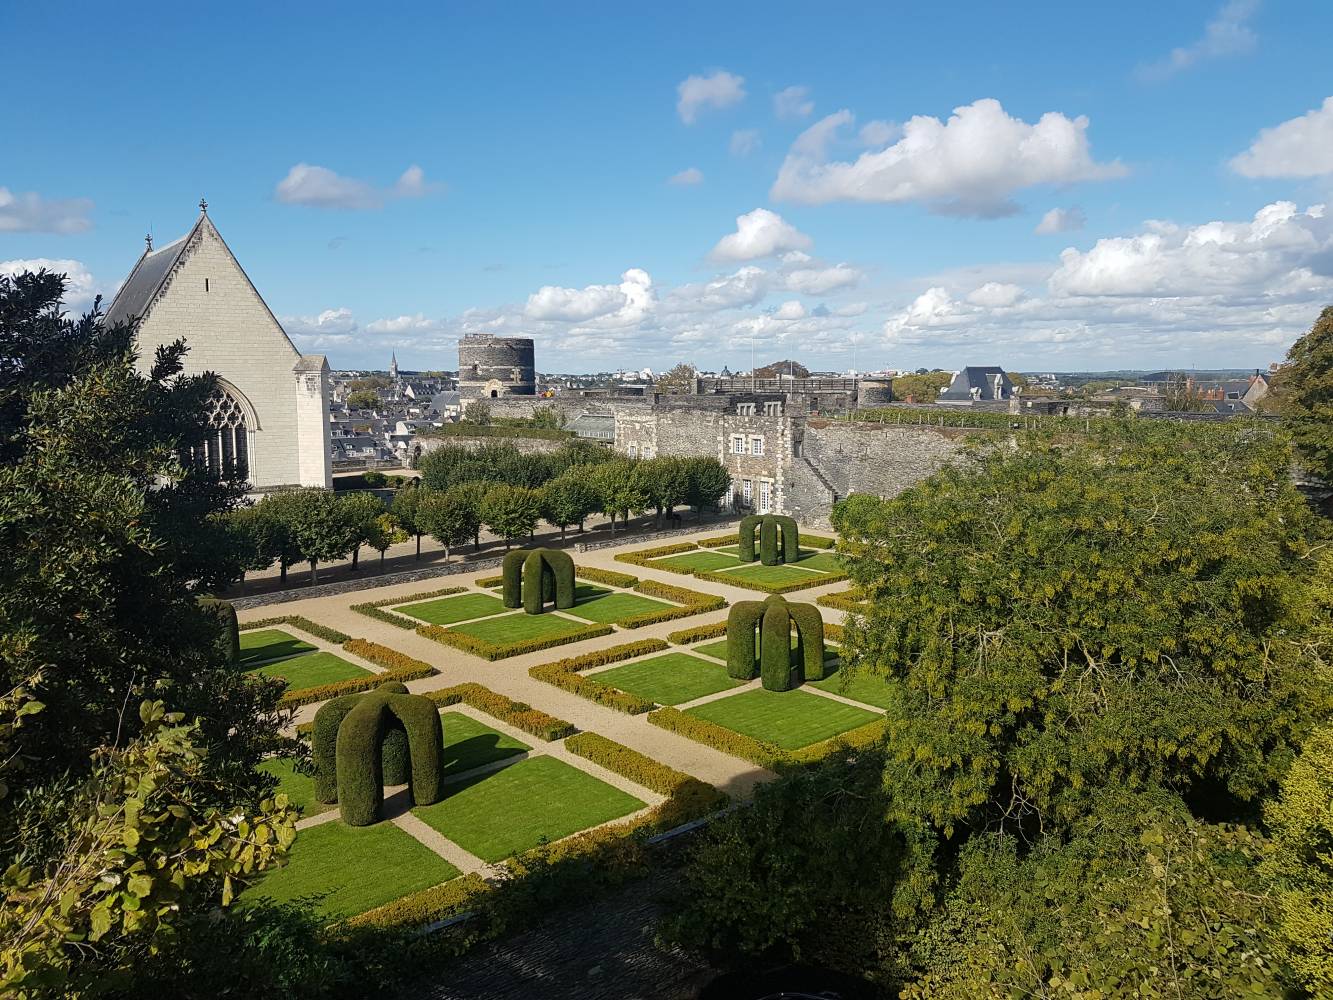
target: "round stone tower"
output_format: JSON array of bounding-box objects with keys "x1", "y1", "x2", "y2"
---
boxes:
[
  {"x1": 856, "y1": 377, "x2": 894, "y2": 408},
  {"x1": 458, "y1": 335, "x2": 536, "y2": 399}
]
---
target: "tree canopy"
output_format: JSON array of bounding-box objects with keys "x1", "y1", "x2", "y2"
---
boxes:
[{"x1": 1276, "y1": 305, "x2": 1333, "y2": 482}]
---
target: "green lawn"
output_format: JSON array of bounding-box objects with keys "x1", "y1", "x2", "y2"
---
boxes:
[
  {"x1": 569, "y1": 591, "x2": 673, "y2": 624},
  {"x1": 447, "y1": 611, "x2": 591, "y2": 644},
  {"x1": 648, "y1": 550, "x2": 744, "y2": 573},
  {"x1": 808, "y1": 667, "x2": 895, "y2": 710},
  {"x1": 441, "y1": 711, "x2": 529, "y2": 777},
  {"x1": 687, "y1": 688, "x2": 880, "y2": 750},
  {"x1": 258, "y1": 757, "x2": 331, "y2": 816},
  {"x1": 394, "y1": 591, "x2": 508, "y2": 625},
  {"x1": 239, "y1": 628, "x2": 316, "y2": 666},
  {"x1": 592, "y1": 653, "x2": 743, "y2": 705},
  {"x1": 694, "y1": 637, "x2": 837, "y2": 668},
  {"x1": 719, "y1": 562, "x2": 829, "y2": 587},
  {"x1": 246, "y1": 820, "x2": 459, "y2": 920},
  {"x1": 793, "y1": 551, "x2": 843, "y2": 573},
  {"x1": 412, "y1": 755, "x2": 644, "y2": 862},
  {"x1": 249, "y1": 651, "x2": 371, "y2": 689}
]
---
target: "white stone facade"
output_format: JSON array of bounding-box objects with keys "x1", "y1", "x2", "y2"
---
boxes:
[{"x1": 106, "y1": 211, "x2": 331, "y2": 489}]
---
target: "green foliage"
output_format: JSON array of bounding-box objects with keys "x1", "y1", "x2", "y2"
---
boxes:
[
  {"x1": 332, "y1": 685, "x2": 445, "y2": 826},
  {"x1": 264, "y1": 488, "x2": 363, "y2": 584},
  {"x1": 239, "y1": 615, "x2": 351, "y2": 644},
  {"x1": 389, "y1": 482, "x2": 429, "y2": 559},
  {"x1": 891, "y1": 370, "x2": 953, "y2": 403},
  {"x1": 1160, "y1": 372, "x2": 1213, "y2": 412},
  {"x1": 425, "y1": 422, "x2": 573, "y2": 442},
  {"x1": 667, "y1": 620, "x2": 730, "y2": 644},
  {"x1": 480, "y1": 483, "x2": 542, "y2": 546},
  {"x1": 635, "y1": 455, "x2": 692, "y2": 523},
  {"x1": 1277, "y1": 305, "x2": 1333, "y2": 481},
  {"x1": 831, "y1": 420, "x2": 1328, "y2": 835},
  {"x1": 528, "y1": 640, "x2": 671, "y2": 714},
  {"x1": 575, "y1": 565, "x2": 638, "y2": 588},
  {"x1": 417, "y1": 485, "x2": 479, "y2": 560},
  {"x1": 682, "y1": 455, "x2": 732, "y2": 512},
  {"x1": 345, "y1": 389, "x2": 380, "y2": 410},
  {"x1": 350, "y1": 586, "x2": 466, "y2": 628},
  {"x1": 654, "y1": 362, "x2": 697, "y2": 394},
  {"x1": 337, "y1": 490, "x2": 386, "y2": 570},
  {"x1": 540, "y1": 471, "x2": 598, "y2": 537},
  {"x1": 462, "y1": 400, "x2": 492, "y2": 425},
  {"x1": 425, "y1": 683, "x2": 576, "y2": 740},
  {"x1": 197, "y1": 597, "x2": 240, "y2": 665},
  {"x1": 586, "y1": 458, "x2": 648, "y2": 531}
]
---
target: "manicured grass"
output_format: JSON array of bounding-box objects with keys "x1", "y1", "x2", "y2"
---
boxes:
[
  {"x1": 649, "y1": 550, "x2": 744, "y2": 573},
  {"x1": 687, "y1": 688, "x2": 880, "y2": 750},
  {"x1": 239, "y1": 628, "x2": 316, "y2": 666},
  {"x1": 249, "y1": 651, "x2": 371, "y2": 689},
  {"x1": 247, "y1": 820, "x2": 459, "y2": 920},
  {"x1": 694, "y1": 637, "x2": 837, "y2": 666},
  {"x1": 448, "y1": 611, "x2": 591, "y2": 644},
  {"x1": 719, "y1": 562, "x2": 829, "y2": 587},
  {"x1": 592, "y1": 653, "x2": 743, "y2": 706},
  {"x1": 393, "y1": 591, "x2": 507, "y2": 626},
  {"x1": 441, "y1": 711, "x2": 529, "y2": 777},
  {"x1": 569, "y1": 591, "x2": 674, "y2": 624},
  {"x1": 258, "y1": 757, "x2": 331, "y2": 817},
  {"x1": 793, "y1": 551, "x2": 843, "y2": 573},
  {"x1": 808, "y1": 667, "x2": 895, "y2": 710},
  {"x1": 412, "y1": 755, "x2": 644, "y2": 862}
]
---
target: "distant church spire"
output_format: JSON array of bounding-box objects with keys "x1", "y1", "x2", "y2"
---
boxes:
[{"x1": 390, "y1": 351, "x2": 399, "y2": 379}]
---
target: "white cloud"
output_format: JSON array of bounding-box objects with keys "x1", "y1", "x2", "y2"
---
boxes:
[
  {"x1": 858, "y1": 120, "x2": 899, "y2": 147},
  {"x1": 665, "y1": 266, "x2": 769, "y2": 313},
  {"x1": 772, "y1": 299, "x2": 807, "y2": 320},
  {"x1": 777, "y1": 251, "x2": 862, "y2": 294},
  {"x1": 676, "y1": 71, "x2": 746, "y2": 125},
  {"x1": 1138, "y1": 0, "x2": 1259, "y2": 81},
  {"x1": 966, "y1": 282, "x2": 1026, "y2": 308},
  {"x1": 0, "y1": 258, "x2": 101, "y2": 312},
  {"x1": 525, "y1": 269, "x2": 655, "y2": 327},
  {"x1": 1230, "y1": 96, "x2": 1333, "y2": 178},
  {"x1": 275, "y1": 163, "x2": 440, "y2": 209},
  {"x1": 668, "y1": 167, "x2": 705, "y2": 186},
  {"x1": 1035, "y1": 206, "x2": 1087, "y2": 234},
  {"x1": 365, "y1": 313, "x2": 446, "y2": 336},
  {"x1": 0, "y1": 188, "x2": 93, "y2": 234},
  {"x1": 711, "y1": 208, "x2": 813, "y2": 262},
  {"x1": 771, "y1": 98, "x2": 1126, "y2": 217},
  {"x1": 730, "y1": 129, "x2": 761, "y2": 156},
  {"x1": 281, "y1": 307, "x2": 360, "y2": 344},
  {"x1": 774, "y1": 85, "x2": 814, "y2": 120}
]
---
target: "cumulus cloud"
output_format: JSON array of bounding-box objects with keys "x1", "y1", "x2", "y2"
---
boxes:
[
  {"x1": 665, "y1": 266, "x2": 770, "y2": 313},
  {"x1": 711, "y1": 208, "x2": 813, "y2": 261},
  {"x1": 966, "y1": 281, "x2": 1026, "y2": 307},
  {"x1": 1230, "y1": 96, "x2": 1333, "y2": 178},
  {"x1": 281, "y1": 307, "x2": 361, "y2": 344},
  {"x1": 772, "y1": 299, "x2": 807, "y2": 320},
  {"x1": 677, "y1": 71, "x2": 746, "y2": 124},
  {"x1": 730, "y1": 129, "x2": 761, "y2": 156},
  {"x1": 1035, "y1": 206, "x2": 1087, "y2": 234},
  {"x1": 774, "y1": 85, "x2": 814, "y2": 120},
  {"x1": 771, "y1": 98, "x2": 1127, "y2": 217},
  {"x1": 525, "y1": 269, "x2": 656, "y2": 327},
  {"x1": 668, "y1": 167, "x2": 705, "y2": 186},
  {"x1": 0, "y1": 257, "x2": 102, "y2": 312},
  {"x1": 777, "y1": 251, "x2": 862, "y2": 294},
  {"x1": 1137, "y1": 0, "x2": 1259, "y2": 81},
  {"x1": 857, "y1": 120, "x2": 899, "y2": 147},
  {"x1": 275, "y1": 163, "x2": 440, "y2": 209},
  {"x1": 0, "y1": 187, "x2": 93, "y2": 233}
]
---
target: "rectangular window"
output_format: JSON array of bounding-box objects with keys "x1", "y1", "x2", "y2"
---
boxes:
[
  {"x1": 750, "y1": 436, "x2": 764, "y2": 456},
  {"x1": 763, "y1": 401, "x2": 781, "y2": 416},
  {"x1": 628, "y1": 443, "x2": 638, "y2": 458},
  {"x1": 759, "y1": 480, "x2": 771, "y2": 513},
  {"x1": 731, "y1": 435, "x2": 746, "y2": 455},
  {"x1": 742, "y1": 479, "x2": 752, "y2": 506}
]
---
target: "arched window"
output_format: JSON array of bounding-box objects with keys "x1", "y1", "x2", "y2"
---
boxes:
[{"x1": 187, "y1": 382, "x2": 254, "y2": 480}]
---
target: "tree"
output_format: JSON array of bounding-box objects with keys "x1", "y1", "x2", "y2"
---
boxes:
[
  {"x1": 348, "y1": 375, "x2": 390, "y2": 391},
  {"x1": 391, "y1": 482, "x2": 429, "y2": 559},
  {"x1": 480, "y1": 484, "x2": 542, "y2": 549},
  {"x1": 636, "y1": 456, "x2": 690, "y2": 526},
  {"x1": 529, "y1": 405, "x2": 565, "y2": 429},
  {"x1": 338, "y1": 491, "x2": 386, "y2": 571},
  {"x1": 281, "y1": 489, "x2": 362, "y2": 584},
  {"x1": 752, "y1": 359, "x2": 809, "y2": 379},
  {"x1": 222, "y1": 504, "x2": 283, "y2": 591},
  {"x1": 418, "y1": 488, "x2": 480, "y2": 562},
  {"x1": 587, "y1": 459, "x2": 647, "y2": 533},
  {"x1": 654, "y1": 362, "x2": 697, "y2": 394},
  {"x1": 363, "y1": 512, "x2": 405, "y2": 571},
  {"x1": 253, "y1": 491, "x2": 305, "y2": 583},
  {"x1": 447, "y1": 480, "x2": 491, "y2": 550},
  {"x1": 540, "y1": 472, "x2": 597, "y2": 538},
  {"x1": 891, "y1": 370, "x2": 953, "y2": 404},
  {"x1": 345, "y1": 389, "x2": 380, "y2": 410},
  {"x1": 1160, "y1": 372, "x2": 1212, "y2": 412},
  {"x1": 462, "y1": 400, "x2": 491, "y2": 425},
  {"x1": 1276, "y1": 305, "x2": 1333, "y2": 482},
  {"x1": 683, "y1": 456, "x2": 731, "y2": 513}
]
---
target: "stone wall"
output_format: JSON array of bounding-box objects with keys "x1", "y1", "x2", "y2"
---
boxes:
[{"x1": 415, "y1": 434, "x2": 570, "y2": 459}]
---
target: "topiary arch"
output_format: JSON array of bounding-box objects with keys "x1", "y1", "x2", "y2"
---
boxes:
[
  {"x1": 725, "y1": 593, "x2": 827, "y2": 691},
  {"x1": 738, "y1": 514, "x2": 799, "y2": 566},
  {"x1": 197, "y1": 596, "x2": 240, "y2": 664},
  {"x1": 311, "y1": 681, "x2": 445, "y2": 826},
  {"x1": 501, "y1": 547, "x2": 576, "y2": 614}
]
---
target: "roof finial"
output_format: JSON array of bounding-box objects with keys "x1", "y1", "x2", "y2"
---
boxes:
[
  {"x1": 199, "y1": 196, "x2": 208, "y2": 215},
  {"x1": 145, "y1": 232, "x2": 153, "y2": 252}
]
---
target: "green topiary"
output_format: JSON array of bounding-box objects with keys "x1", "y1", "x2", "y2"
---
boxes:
[
  {"x1": 503, "y1": 547, "x2": 576, "y2": 614},
  {"x1": 725, "y1": 594, "x2": 826, "y2": 691},
  {"x1": 775, "y1": 515, "x2": 800, "y2": 563},
  {"x1": 739, "y1": 513, "x2": 800, "y2": 565},
  {"x1": 759, "y1": 515, "x2": 779, "y2": 566},
  {"x1": 726, "y1": 600, "x2": 764, "y2": 680},
  {"x1": 197, "y1": 596, "x2": 240, "y2": 664},
  {"x1": 738, "y1": 514, "x2": 762, "y2": 562}
]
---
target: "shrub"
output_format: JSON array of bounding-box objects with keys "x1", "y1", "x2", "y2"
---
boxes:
[
  {"x1": 426, "y1": 683, "x2": 576, "y2": 740},
  {"x1": 785, "y1": 719, "x2": 888, "y2": 765},
  {"x1": 240, "y1": 615, "x2": 351, "y2": 644},
  {"x1": 616, "y1": 604, "x2": 720, "y2": 628},
  {"x1": 667, "y1": 620, "x2": 729, "y2": 645},
  {"x1": 565, "y1": 731, "x2": 705, "y2": 796},
  {"x1": 615, "y1": 541, "x2": 699, "y2": 567},
  {"x1": 343, "y1": 872, "x2": 492, "y2": 930},
  {"x1": 528, "y1": 640, "x2": 671, "y2": 713},
  {"x1": 824, "y1": 622, "x2": 845, "y2": 644},
  {"x1": 198, "y1": 596, "x2": 240, "y2": 664},
  {"x1": 342, "y1": 638, "x2": 435, "y2": 674},
  {"x1": 276, "y1": 639, "x2": 437, "y2": 708},
  {"x1": 634, "y1": 578, "x2": 725, "y2": 609},
  {"x1": 800, "y1": 533, "x2": 836, "y2": 550},
  {"x1": 648, "y1": 708, "x2": 784, "y2": 768},
  {"x1": 350, "y1": 586, "x2": 467, "y2": 628},
  {"x1": 575, "y1": 566, "x2": 639, "y2": 588},
  {"x1": 424, "y1": 423, "x2": 574, "y2": 441},
  {"x1": 696, "y1": 534, "x2": 736, "y2": 549},
  {"x1": 691, "y1": 568, "x2": 849, "y2": 595},
  {"x1": 417, "y1": 621, "x2": 614, "y2": 661},
  {"x1": 816, "y1": 589, "x2": 865, "y2": 612},
  {"x1": 475, "y1": 574, "x2": 503, "y2": 589}
]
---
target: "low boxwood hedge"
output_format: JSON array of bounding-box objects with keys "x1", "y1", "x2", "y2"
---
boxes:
[
  {"x1": 695, "y1": 534, "x2": 737, "y2": 549},
  {"x1": 666, "y1": 620, "x2": 729, "y2": 645},
  {"x1": 785, "y1": 718, "x2": 888, "y2": 765},
  {"x1": 240, "y1": 615, "x2": 351, "y2": 644},
  {"x1": 342, "y1": 871, "x2": 491, "y2": 931},
  {"x1": 800, "y1": 534, "x2": 837, "y2": 549},
  {"x1": 824, "y1": 621, "x2": 845, "y2": 644},
  {"x1": 816, "y1": 589, "x2": 866, "y2": 612},
  {"x1": 528, "y1": 639, "x2": 670, "y2": 714},
  {"x1": 647, "y1": 707, "x2": 784, "y2": 768},
  {"x1": 575, "y1": 566, "x2": 639, "y2": 588},
  {"x1": 565, "y1": 731, "x2": 710, "y2": 798},
  {"x1": 634, "y1": 579, "x2": 725, "y2": 609},
  {"x1": 426, "y1": 682, "x2": 576, "y2": 740},
  {"x1": 416, "y1": 621, "x2": 614, "y2": 661},
  {"x1": 475, "y1": 574, "x2": 504, "y2": 589},
  {"x1": 691, "y1": 568, "x2": 850, "y2": 595},
  {"x1": 276, "y1": 658, "x2": 436, "y2": 709},
  {"x1": 350, "y1": 586, "x2": 468, "y2": 629},
  {"x1": 342, "y1": 638, "x2": 434, "y2": 674},
  {"x1": 614, "y1": 541, "x2": 699, "y2": 567}
]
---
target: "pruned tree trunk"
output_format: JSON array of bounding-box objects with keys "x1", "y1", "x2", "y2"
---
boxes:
[
  {"x1": 309, "y1": 559, "x2": 319, "y2": 585},
  {"x1": 415, "y1": 534, "x2": 422, "y2": 560},
  {"x1": 350, "y1": 545, "x2": 360, "y2": 571}
]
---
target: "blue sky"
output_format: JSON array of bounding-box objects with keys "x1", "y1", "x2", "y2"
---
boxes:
[{"x1": 4, "y1": 0, "x2": 1333, "y2": 372}]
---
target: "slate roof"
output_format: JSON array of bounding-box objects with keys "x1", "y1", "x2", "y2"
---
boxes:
[
  {"x1": 938, "y1": 366, "x2": 1013, "y2": 402},
  {"x1": 102, "y1": 227, "x2": 198, "y2": 330}
]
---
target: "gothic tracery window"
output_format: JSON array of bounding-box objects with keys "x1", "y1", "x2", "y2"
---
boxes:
[{"x1": 188, "y1": 386, "x2": 250, "y2": 479}]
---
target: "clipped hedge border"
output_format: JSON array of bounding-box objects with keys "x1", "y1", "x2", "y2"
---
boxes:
[
  {"x1": 239, "y1": 615, "x2": 351, "y2": 645},
  {"x1": 786, "y1": 718, "x2": 888, "y2": 765},
  {"x1": 666, "y1": 620, "x2": 729, "y2": 645},
  {"x1": 800, "y1": 534, "x2": 837, "y2": 550},
  {"x1": 276, "y1": 640, "x2": 437, "y2": 709},
  {"x1": 528, "y1": 639, "x2": 671, "y2": 714},
  {"x1": 696, "y1": 534, "x2": 737, "y2": 549},
  {"x1": 575, "y1": 566, "x2": 639, "y2": 589},
  {"x1": 342, "y1": 872, "x2": 491, "y2": 931},
  {"x1": 475, "y1": 575, "x2": 503, "y2": 589},
  {"x1": 417, "y1": 621, "x2": 614, "y2": 661},
  {"x1": 649, "y1": 702, "x2": 887, "y2": 769},
  {"x1": 426, "y1": 682, "x2": 575, "y2": 741},
  {"x1": 691, "y1": 568, "x2": 849, "y2": 595},
  {"x1": 566, "y1": 731, "x2": 708, "y2": 798},
  {"x1": 614, "y1": 541, "x2": 699, "y2": 567},
  {"x1": 816, "y1": 589, "x2": 867, "y2": 612},
  {"x1": 824, "y1": 621, "x2": 845, "y2": 644},
  {"x1": 634, "y1": 578, "x2": 725, "y2": 609},
  {"x1": 350, "y1": 586, "x2": 468, "y2": 629}
]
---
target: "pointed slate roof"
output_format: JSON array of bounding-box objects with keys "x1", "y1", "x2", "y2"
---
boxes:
[{"x1": 102, "y1": 223, "x2": 199, "y2": 330}]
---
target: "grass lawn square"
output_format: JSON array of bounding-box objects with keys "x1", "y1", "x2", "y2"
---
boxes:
[
  {"x1": 247, "y1": 820, "x2": 459, "y2": 920},
  {"x1": 258, "y1": 757, "x2": 331, "y2": 817},
  {"x1": 687, "y1": 688, "x2": 880, "y2": 750},
  {"x1": 649, "y1": 550, "x2": 744, "y2": 573},
  {"x1": 412, "y1": 755, "x2": 644, "y2": 862},
  {"x1": 720, "y1": 562, "x2": 829, "y2": 588},
  {"x1": 794, "y1": 551, "x2": 843, "y2": 573},
  {"x1": 249, "y1": 651, "x2": 371, "y2": 689},
  {"x1": 809, "y1": 667, "x2": 895, "y2": 710},
  {"x1": 592, "y1": 652, "x2": 743, "y2": 705},
  {"x1": 394, "y1": 591, "x2": 507, "y2": 625},
  {"x1": 239, "y1": 628, "x2": 316, "y2": 666},
  {"x1": 447, "y1": 611, "x2": 591, "y2": 645},
  {"x1": 569, "y1": 591, "x2": 673, "y2": 624},
  {"x1": 440, "y1": 711, "x2": 529, "y2": 777}
]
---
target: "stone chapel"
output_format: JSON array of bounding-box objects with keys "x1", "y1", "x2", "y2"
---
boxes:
[{"x1": 104, "y1": 202, "x2": 332, "y2": 489}]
